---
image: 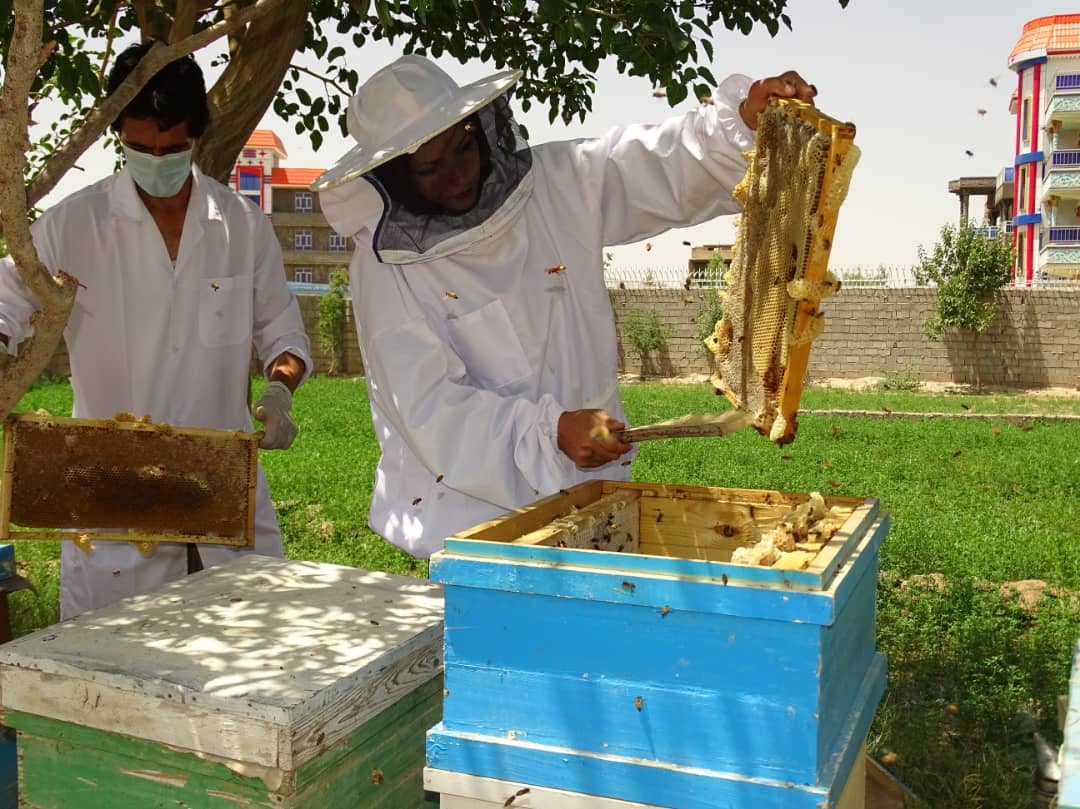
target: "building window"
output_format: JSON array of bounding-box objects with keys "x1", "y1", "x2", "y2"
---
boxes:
[
  {"x1": 1017, "y1": 166, "x2": 1027, "y2": 211},
  {"x1": 242, "y1": 149, "x2": 257, "y2": 159},
  {"x1": 238, "y1": 172, "x2": 261, "y2": 192},
  {"x1": 295, "y1": 191, "x2": 313, "y2": 212},
  {"x1": 294, "y1": 230, "x2": 312, "y2": 250},
  {"x1": 329, "y1": 231, "x2": 348, "y2": 251},
  {"x1": 1022, "y1": 98, "x2": 1031, "y2": 143},
  {"x1": 294, "y1": 268, "x2": 313, "y2": 284}
]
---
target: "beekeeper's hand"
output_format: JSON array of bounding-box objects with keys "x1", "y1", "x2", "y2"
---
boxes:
[
  {"x1": 558, "y1": 409, "x2": 633, "y2": 469},
  {"x1": 252, "y1": 381, "x2": 297, "y2": 449},
  {"x1": 740, "y1": 70, "x2": 818, "y2": 129}
]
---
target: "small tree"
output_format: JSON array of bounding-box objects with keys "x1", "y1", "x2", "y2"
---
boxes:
[
  {"x1": 316, "y1": 269, "x2": 350, "y2": 375},
  {"x1": 622, "y1": 309, "x2": 671, "y2": 378},
  {"x1": 913, "y1": 221, "x2": 1014, "y2": 391}
]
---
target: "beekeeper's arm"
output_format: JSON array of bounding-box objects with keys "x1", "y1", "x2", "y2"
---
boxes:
[
  {"x1": 556, "y1": 71, "x2": 816, "y2": 247},
  {"x1": 249, "y1": 210, "x2": 313, "y2": 449}
]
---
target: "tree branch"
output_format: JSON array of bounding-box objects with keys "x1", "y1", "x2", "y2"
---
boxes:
[
  {"x1": 288, "y1": 62, "x2": 352, "y2": 98},
  {"x1": 26, "y1": 0, "x2": 288, "y2": 208}
]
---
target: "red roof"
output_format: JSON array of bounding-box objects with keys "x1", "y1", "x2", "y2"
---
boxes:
[
  {"x1": 244, "y1": 129, "x2": 287, "y2": 157},
  {"x1": 1010, "y1": 14, "x2": 1080, "y2": 63},
  {"x1": 270, "y1": 168, "x2": 324, "y2": 187}
]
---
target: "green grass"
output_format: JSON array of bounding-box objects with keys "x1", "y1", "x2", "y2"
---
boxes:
[{"x1": 4, "y1": 376, "x2": 1080, "y2": 809}]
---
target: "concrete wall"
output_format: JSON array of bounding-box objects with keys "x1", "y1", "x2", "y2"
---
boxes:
[
  {"x1": 40, "y1": 288, "x2": 1080, "y2": 390},
  {"x1": 612, "y1": 287, "x2": 1080, "y2": 389}
]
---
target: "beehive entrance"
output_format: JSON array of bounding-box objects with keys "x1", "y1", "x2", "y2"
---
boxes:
[{"x1": 1, "y1": 414, "x2": 258, "y2": 547}]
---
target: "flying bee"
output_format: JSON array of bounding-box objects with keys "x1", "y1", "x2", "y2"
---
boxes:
[
  {"x1": 545, "y1": 264, "x2": 566, "y2": 274},
  {"x1": 210, "y1": 282, "x2": 221, "y2": 291},
  {"x1": 445, "y1": 291, "x2": 459, "y2": 299},
  {"x1": 634, "y1": 696, "x2": 644, "y2": 711},
  {"x1": 412, "y1": 497, "x2": 422, "y2": 506}
]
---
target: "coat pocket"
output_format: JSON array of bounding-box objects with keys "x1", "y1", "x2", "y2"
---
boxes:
[
  {"x1": 197, "y1": 274, "x2": 253, "y2": 347},
  {"x1": 445, "y1": 298, "x2": 532, "y2": 390}
]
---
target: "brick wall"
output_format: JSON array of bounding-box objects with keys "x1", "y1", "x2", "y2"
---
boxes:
[
  {"x1": 611, "y1": 287, "x2": 1080, "y2": 389},
  {"x1": 38, "y1": 288, "x2": 1080, "y2": 390}
]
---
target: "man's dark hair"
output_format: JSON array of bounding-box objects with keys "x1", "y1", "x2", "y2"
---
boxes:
[{"x1": 107, "y1": 41, "x2": 210, "y2": 136}]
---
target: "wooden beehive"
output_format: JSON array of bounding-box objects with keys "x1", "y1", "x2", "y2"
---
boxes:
[
  {"x1": 0, "y1": 556, "x2": 444, "y2": 809},
  {"x1": 425, "y1": 480, "x2": 888, "y2": 809}
]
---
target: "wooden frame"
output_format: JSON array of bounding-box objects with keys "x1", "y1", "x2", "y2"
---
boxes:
[
  {"x1": 1, "y1": 413, "x2": 260, "y2": 548},
  {"x1": 448, "y1": 480, "x2": 876, "y2": 591}
]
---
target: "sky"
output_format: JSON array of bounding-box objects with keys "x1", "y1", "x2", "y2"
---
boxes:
[{"x1": 39, "y1": 0, "x2": 1069, "y2": 274}]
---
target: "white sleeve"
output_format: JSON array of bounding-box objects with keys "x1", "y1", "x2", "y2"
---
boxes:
[
  {"x1": 354, "y1": 253, "x2": 578, "y2": 511},
  {"x1": 559, "y1": 73, "x2": 755, "y2": 247},
  {"x1": 250, "y1": 212, "x2": 313, "y2": 384},
  {"x1": 0, "y1": 220, "x2": 53, "y2": 356}
]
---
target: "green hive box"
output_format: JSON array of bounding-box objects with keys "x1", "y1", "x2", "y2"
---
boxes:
[{"x1": 0, "y1": 556, "x2": 443, "y2": 809}]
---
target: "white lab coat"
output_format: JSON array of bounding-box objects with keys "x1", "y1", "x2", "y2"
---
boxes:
[
  {"x1": 321, "y1": 74, "x2": 754, "y2": 558},
  {"x1": 0, "y1": 166, "x2": 312, "y2": 618}
]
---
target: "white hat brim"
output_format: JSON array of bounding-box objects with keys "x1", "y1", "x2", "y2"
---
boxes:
[{"x1": 311, "y1": 68, "x2": 522, "y2": 192}]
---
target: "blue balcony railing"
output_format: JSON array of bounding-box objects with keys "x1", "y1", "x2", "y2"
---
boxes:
[
  {"x1": 976, "y1": 224, "x2": 1015, "y2": 238},
  {"x1": 1056, "y1": 73, "x2": 1080, "y2": 91},
  {"x1": 1051, "y1": 150, "x2": 1080, "y2": 167},
  {"x1": 1048, "y1": 227, "x2": 1080, "y2": 243}
]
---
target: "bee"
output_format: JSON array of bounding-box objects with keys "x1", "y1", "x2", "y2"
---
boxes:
[
  {"x1": 656, "y1": 512, "x2": 664, "y2": 523},
  {"x1": 412, "y1": 497, "x2": 422, "y2": 506},
  {"x1": 435, "y1": 474, "x2": 444, "y2": 483},
  {"x1": 952, "y1": 450, "x2": 962, "y2": 458},
  {"x1": 828, "y1": 479, "x2": 841, "y2": 488},
  {"x1": 370, "y1": 768, "x2": 384, "y2": 785},
  {"x1": 503, "y1": 788, "x2": 530, "y2": 807},
  {"x1": 620, "y1": 459, "x2": 632, "y2": 466},
  {"x1": 823, "y1": 460, "x2": 833, "y2": 469},
  {"x1": 210, "y1": 282, "x2": 221, "y2": 291},
  {"x1": 622, "y1": 580, "x2": 636, "y2": 592},
  {"x1": 660, "y1": 605, "x2": 671, "y2": 617},
  {"x1": 445, "y1": 291, "x2": 459, "y2": 299},
  {"x1": 721, "y1": 573, "x2": 729, "y2": 586},
  {"x1": 682, "y1": 295, "x2": 694, "y2": 305},
  {"x1": 645, "y1": 242, "x2": 652, "y2": 252},
  {"x1": 545, "y1": 264, "x2": 566, "y2": 274},
  {"x1": 370, "y1": 619, "x2": 380, "y2": 625},
  {"x1": 634, "y1": 696, "x2": 644, "y2": 711},
  {"x1": 683, "y1": 275, "x2": 693, "y2": 290}
]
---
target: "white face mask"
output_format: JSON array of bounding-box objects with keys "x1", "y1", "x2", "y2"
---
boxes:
[{"x1": 122, "y1": 144, "x2": 193, "y2": 198}]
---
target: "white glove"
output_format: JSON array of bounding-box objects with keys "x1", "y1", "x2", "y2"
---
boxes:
[{"x1": 252, "y1": 380, "x2": 297, "y2": 449}]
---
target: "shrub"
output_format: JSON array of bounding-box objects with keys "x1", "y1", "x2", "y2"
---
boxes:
[{"x1": 316, "y1": 269, "x2": 350, "y2": 375}]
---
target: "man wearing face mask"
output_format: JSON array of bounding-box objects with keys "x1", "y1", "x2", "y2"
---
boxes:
[{"x1": 0, "y1": 41, "x2": 312, "y2": 619}]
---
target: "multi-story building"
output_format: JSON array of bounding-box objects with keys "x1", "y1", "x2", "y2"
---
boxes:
[
  {"x1": 1008, "y1": 14, "x2": 1080, "y2": 283},
  {"x1": 229, "y1": 130, "x2": 352, "y2": 292}
]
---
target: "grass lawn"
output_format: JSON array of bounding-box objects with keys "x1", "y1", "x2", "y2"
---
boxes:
[{"x1": 5, "y1": 375, "x2": 1080, "y2": 808}]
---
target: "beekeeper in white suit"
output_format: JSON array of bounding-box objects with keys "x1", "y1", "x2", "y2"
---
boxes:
[
  {"x1": 0, "y1": 42, "x2": 311, "y2": 619},
  {"x1": 314, "y1": 54, "x2": 816, "y2": 559}
]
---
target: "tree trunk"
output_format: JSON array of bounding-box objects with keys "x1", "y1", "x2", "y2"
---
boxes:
[
  {"x1": 0, "y1": 1, "x2": 78, "y2": 421},
  {"x1": 194, "y1": 1, "x2": 312, "y2": 182}
]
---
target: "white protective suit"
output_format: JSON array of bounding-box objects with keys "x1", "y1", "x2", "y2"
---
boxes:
[
  {"x1": 0, "y1": 166, "x2": 312, "y2": 619},
  {"x1": 321, "y1": 74, "x2": 754, "y2": 559}
]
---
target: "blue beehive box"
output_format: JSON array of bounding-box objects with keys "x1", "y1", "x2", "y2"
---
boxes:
[{"x1": 426, "y1": 480, "x2": 888, "y2": 809}]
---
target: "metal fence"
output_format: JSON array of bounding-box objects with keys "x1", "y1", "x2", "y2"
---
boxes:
[{"x1": 603, "y1": 264, "x2": 1079, "y2": 290}]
